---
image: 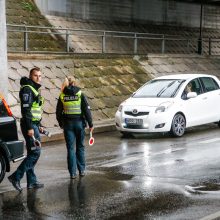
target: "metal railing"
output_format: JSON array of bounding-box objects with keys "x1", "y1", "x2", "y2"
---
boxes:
[{"x1": 6, "y1": 24, "x2": 220, "y2": 55}]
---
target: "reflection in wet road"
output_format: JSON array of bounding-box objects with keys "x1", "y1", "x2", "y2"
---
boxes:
[{"x1": 1, "y1": 124, "x2": 220, "y2": 219}]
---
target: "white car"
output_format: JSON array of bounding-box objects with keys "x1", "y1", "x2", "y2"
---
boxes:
[{"x1": 115, "y1": 74, "x2": 220, "y2": 137}]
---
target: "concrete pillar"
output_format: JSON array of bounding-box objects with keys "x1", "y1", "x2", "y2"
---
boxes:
[{"x1": 0, "y1": 0, "x2": 8, "y2": 98}]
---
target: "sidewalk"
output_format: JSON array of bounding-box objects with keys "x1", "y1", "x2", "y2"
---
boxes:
[{"x1": 41, "y1": 119, "x2": 116, "y2": 143}]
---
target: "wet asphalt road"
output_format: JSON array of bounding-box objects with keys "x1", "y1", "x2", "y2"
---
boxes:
[{"x1": 1, "y1": 124, "x2": 220, "y2": 219}]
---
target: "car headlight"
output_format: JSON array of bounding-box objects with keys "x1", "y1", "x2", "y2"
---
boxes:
[
  {"x1": 118, "y1": 105, "x2": 123, "y2": 112},
  {"x1": 155, "y1": 106, "x2": 166, "y2": 113},
  {"x1": 155, "y1": 102, "x2": 173, "y2": 113}
]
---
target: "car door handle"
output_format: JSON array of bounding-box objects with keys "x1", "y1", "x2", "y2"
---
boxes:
[{"x1": 202, "y1": 97, "x2": 207, "y2": 100}]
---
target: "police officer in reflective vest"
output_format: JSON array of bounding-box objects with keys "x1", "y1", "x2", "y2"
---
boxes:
[
  {"x1": 56, "y1": 77, "x2": 93, "y2": 179},
  {"x1": 8, "y1": 67, "x2": 44, "y2": 192}
]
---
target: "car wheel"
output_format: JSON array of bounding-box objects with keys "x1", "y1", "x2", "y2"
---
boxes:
[
  {"x1": 170, "y1": 113, "x2": 186, "y2": 137},
  {"x1": 0, "y1": 153, "x2": 6, "y2": 183}
]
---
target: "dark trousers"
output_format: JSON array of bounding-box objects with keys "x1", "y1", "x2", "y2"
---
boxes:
[
  {"x1": 12, "y1": 120, "x2": 41, "y2": 186},
  {"x1": 63, "y1": 120, "x2": 85, "y2": 176}
]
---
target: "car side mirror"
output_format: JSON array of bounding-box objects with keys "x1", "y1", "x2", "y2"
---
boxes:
[{"x1": 187, "y1": 92, "x2": 197, "y2": 99}]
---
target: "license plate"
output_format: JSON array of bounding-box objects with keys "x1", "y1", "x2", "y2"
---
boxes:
[{"x1": 125, "y1": 118, "x2": 143, "y2": 125}]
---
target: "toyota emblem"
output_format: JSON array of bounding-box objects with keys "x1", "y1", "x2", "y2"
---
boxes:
[{"x1": 132, "y1": 109, "x2": 138, "y2": 114}]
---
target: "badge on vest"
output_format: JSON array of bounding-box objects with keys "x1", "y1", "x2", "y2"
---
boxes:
[
  {"x1": 23, "y1": 94, "x2": 29, "y2": 102},
  {"x1": 63, "y1": 95, "x2": 79, "y2": 102}
]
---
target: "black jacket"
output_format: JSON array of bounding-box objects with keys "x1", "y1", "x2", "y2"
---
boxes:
[
  {"x1": 19, "y1": 77, "x2": 42, "y2": 130},
  {"x1": 56, "y1": 85, "x2": 93, "y2": 128}
]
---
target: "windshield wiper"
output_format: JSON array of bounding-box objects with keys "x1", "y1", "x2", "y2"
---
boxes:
[
  {"x1": 157, "y1": 81, "x2": 175, "y2": 97},
  {"x1": 170, "y1": 80, "x2": 185, "y2": 97}
]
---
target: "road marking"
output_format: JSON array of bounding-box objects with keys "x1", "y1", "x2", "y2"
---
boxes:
[
  {"x1": 152, "y1": 147, "x2": 185, "y2": 156},
  {"x1": 101, "y1": 147, "x2": 185, "y2": 167},
  {"x1": 199, "y1": 210, "x2": 220, "y2": 220},
  {"x1": 101, "y1": 155, "x2": 144, "y2": 167},
  {"x1": 199, "y1": 138, "x2": 220, "y2": 144}
]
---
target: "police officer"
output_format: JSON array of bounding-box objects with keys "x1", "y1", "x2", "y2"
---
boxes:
[
  {"x1": 8, "y1": 67, "x2": 44, "y2": 192},
  {"x1": 56, "y1": 77, "x2": 93, "y2": 179}
]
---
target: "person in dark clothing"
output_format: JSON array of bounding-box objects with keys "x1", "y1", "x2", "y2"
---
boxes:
[
  {"x1": 56, "y1": 77, "x2": 93, "y2": 179},
  {"x1": 8, "y1": 67, "x2": 44, "y2": 192}
]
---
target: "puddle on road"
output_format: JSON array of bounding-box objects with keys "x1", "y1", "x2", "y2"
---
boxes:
[
  {"x1": 175, "y1": 159, "x2": 184, "y2": 162},
  {"x1": 108, "y1": 191, "x2": 191, "y2": 220},
  {"x1": 185, "y1": 183, "x2": 220, "y2": 194},
  {"x1": 105, "y1": 172, "x2": 134, "y2": 181}
]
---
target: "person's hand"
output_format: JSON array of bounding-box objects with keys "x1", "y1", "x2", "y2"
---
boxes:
[
  {"x1": 28, "y1": 129, "x2": 34, "y2": 137},
  {"x1": 39, "y1": 127, "x2": 44, "y2": 133},
  {"x1": 90, "y1": 127, "x2": 94, "y2": 133},
  {"x1": 59, "y1": 122, "x2": 63, "y2": 129}
]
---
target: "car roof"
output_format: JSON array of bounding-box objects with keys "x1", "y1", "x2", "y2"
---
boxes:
[{"x1": 154, "y1": 73, "x2": 215, "y2": 80}]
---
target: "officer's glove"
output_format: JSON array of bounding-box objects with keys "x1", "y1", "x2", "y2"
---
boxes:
[{"x1": 59, "y1": 122, "x2": 63, "y2": 129}]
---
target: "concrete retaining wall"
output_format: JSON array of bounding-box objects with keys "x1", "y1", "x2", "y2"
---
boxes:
[
  {"x1": 35, "y1": 0, "x2": 220, "y2": 29},
  {"x1": 8, "y1": 54, "x2": 148, "y2": 129},
  {"x1": 7, "y1": 54, "x2": 220, "y2": 140}
]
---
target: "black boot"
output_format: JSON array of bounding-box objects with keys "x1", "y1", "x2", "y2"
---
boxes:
[{"x1": 8, "y1": 175, "x2": 22, "y2": 192}]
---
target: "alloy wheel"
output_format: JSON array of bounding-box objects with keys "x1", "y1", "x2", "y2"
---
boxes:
[{"x1": 171, "y1": 113, "x2": 186, "y2": 137}]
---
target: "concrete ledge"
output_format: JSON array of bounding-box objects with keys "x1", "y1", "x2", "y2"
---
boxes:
[{"x1": 8, "y1": 53, "x2": 135, "y2": 60}]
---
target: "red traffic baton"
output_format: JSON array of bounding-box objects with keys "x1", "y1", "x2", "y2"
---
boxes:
[{"x1": 89, "y1": 131, "x2": 94, "y2": 146}]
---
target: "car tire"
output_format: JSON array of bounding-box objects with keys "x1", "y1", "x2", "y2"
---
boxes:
[
  {"x1": 217, "y1": 121, "x2": 220, "y2": 128},
  {"x1": 0, "y1": 153, "x2": 6, "y2": 183},
  {"x1": 170, "y1": 113, "x2": 186, "y2": 137}
]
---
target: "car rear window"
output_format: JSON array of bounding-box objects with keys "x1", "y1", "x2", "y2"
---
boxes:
[{"x1": 0, "y1": 99, "x2": 8, "y2": 117}]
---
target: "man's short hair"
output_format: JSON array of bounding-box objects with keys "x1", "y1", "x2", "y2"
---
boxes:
[{"x1": 29, "y1": 67, "x2": 41, "y2": 77}]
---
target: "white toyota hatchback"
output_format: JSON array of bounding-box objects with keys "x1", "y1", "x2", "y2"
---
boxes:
[{"x1": 115, "y1": 74, "x2": 220, "y2": 137}]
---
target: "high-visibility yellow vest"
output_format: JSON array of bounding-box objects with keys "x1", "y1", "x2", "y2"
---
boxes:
[
  {"x1": 22, "y1": 85, "x2": 44, "y2": 121},
  {"x1": 60, "y1": 91, "x2": 82, "y2": 115}
]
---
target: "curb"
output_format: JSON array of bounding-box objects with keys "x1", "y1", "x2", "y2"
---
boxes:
[{"x1": 41, "y1": 119, "x2": 116, "y2": 143}]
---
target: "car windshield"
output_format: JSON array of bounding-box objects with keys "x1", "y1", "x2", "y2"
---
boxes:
[{"x1": 133, "y1": 79, "x2": 185, "y2": 98}]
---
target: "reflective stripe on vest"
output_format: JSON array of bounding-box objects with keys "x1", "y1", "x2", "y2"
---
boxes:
[
  {"x1": 22, "y1": 85, "x2": 44, "y2": 121},
  {"x1": 60, "y1": 91, "x2": 82, "y2": 115}
]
